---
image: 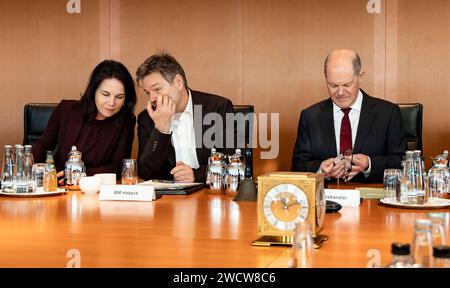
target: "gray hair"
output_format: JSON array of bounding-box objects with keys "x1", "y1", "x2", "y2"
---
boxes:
[{"x1": 136, "y1": 51, "x2": 188, "y2": 90}]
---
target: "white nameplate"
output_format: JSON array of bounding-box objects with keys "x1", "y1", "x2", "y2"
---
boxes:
[
  {"x1": 325, "y1": 189, "x2": 361, "y2": 207},
  {"x1": 99, "y1": 184, "x2": 155, "y2": 202}
]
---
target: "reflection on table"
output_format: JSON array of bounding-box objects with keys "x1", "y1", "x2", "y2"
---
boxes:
[{"x1": 0, "y1": 188, "x2": 448, "y2": 267}]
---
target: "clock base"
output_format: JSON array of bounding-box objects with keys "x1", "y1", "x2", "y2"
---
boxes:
[{"x1": 251, "y1": 234, "x2": 328, "y2": 249}]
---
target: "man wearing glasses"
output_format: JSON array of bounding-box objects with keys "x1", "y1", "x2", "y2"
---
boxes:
[{"x1": 292, "y1": 49, "x2": 406, "y2": 183}]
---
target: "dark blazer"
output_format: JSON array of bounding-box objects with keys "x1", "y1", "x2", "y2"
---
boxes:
[
  {"x1": 137, "y1": 90, "x2": 235, "y2": 182},
  {"x1": 32, "y1": 100, "x2": 136, "y2": 177},
  {"x1": 291, "y1": 90, "x2": 407, "y2": 183}
]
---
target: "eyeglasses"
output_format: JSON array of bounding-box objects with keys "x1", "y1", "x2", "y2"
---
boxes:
[
  {"x1": 334, "y1": 149, "x2": 353, "y2": 187},
  {"x1": 343, "y1": 149, "x2": 353, "y2": 174}
]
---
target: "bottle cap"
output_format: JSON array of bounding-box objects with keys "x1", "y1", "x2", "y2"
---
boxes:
[
  {"x1": 433, "y1": 246, "x2": 450, "y2": 259},
  {"x1": 391, "y1": 243, "x2": 410, "y2": 255}
]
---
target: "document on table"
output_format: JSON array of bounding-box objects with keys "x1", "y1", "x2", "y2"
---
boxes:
[{"x1": 137, "y1": 180, "x2": 204, "y2": 190}]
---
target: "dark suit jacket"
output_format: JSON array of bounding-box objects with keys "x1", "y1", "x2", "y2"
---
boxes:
[
  {"x1": 137, "y1": 90, "x2": 235, "y2": 182},
  {"x1": 32, "y1": 100, "x2": 136, "y2": 177},
  {"x1": 291, "y1": 90, "x2": 407, "y2": 183}
]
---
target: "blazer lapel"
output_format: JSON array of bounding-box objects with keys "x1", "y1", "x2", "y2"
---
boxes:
[
  {"x1": 353, "y1": 93, "x2": 377, "y2": 153},
  {"x1": 320, "y1": 99, "x2": 338, "y2": 156}
]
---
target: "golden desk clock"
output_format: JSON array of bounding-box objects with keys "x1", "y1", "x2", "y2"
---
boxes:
[{"x1": 252, "y1": 172, "x2": 328, "y2": 248}]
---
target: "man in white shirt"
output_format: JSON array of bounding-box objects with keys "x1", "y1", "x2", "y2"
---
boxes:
[
  {"x1": 291, "y1": 49, "x2": 406, "y2": 183},
  {"x1": 136, "y1": 52, "x2": 236, "y2": 182}
]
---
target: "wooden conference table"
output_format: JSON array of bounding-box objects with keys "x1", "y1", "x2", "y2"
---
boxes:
[{"x1": 0, "y1": 183, "x2": 448, "y2": 268}]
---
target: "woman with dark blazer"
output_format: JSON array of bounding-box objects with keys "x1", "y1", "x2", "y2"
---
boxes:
[{"x1": 32, "y1": 60, "x2": 137, "y2": 178}]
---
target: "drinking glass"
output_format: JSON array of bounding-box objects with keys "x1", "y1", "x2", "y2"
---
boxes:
[
  {"x1": 383, "y1": 169, "x2": 401, "y2": 200},
  {"x1": 334, "y1": 150, "x2": 352, "y2": 188},
  {"x1": 31, "y1": 163, "x2": 48, "y2": 193},
  {"x1": 291, "y1": 222, "x2": 314, "y2": 268},
  {"x1": 428, "y1": 167, "x2": 449, "y2": 199},
  {"x1": 121, "y1": 159, "x2": 138, "y2": 185},
  {"x1": 412, "y1": 219, "x2": 433, "y2": 268},
  {"x1": 427, "y1": 212, "x2": 448, "y2": 247}
]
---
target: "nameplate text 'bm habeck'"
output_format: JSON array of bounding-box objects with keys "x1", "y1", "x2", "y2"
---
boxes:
[{"x1": 99, "y1": 184, "x2": 155, "y2": 201}]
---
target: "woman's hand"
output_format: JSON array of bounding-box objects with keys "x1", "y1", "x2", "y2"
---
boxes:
[{"x1": 57, "y1": 171, "x2": 65, "y2": 186}]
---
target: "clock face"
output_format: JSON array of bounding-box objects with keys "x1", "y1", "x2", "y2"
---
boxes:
[
  {"x1": 263, "y1": 184, "x2": 309, "y2": 231},
  {"x1": 315, "y1": 182, "x2": 326, "y2": 228}
]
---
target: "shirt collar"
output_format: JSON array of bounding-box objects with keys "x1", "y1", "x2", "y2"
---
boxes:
[
  {"x1": 185, "y1": 89, "x2": 193, "y2": 114},
  {"x1": 171, "y1": 90, "x2": 192, "y2": 129},
  {"x1": 173, "y1": 89, "x2": 193, "y2": 120},
  {"x1": 333, "y1": 90, "x2": 363, "y2": 114}
]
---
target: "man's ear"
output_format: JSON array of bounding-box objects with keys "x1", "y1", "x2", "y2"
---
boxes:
[
  {"x1": 359, "y1": 70, "x2": 366, "y2": 83},
  {"x1": 174, "y1": 74, "x2": 184, "y2": 91}
]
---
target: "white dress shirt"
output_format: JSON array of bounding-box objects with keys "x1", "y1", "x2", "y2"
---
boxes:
[
  {"x1": 333, "y1": 90, "x2": 363, "y2": 154},
  {"x1": 170, "y1": 90, "x2": 200, "y2": 169},
  {"x1": 328, "y1": 90, "x2": 371, "y2": 175}
]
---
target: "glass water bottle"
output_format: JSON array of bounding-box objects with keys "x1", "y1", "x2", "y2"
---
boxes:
[
  {"x1": 64, "y1": 146, "x2": 86, "y2": 191},
  {"x1": 427, "y1": 212, "x2": 448, "y2": 247},
  {"x1": 412, "y1": 219, "x2": 433, "y2": 268},
  {"x1": 225, "y1": 149, "x2": 246, "y2": 196},
  {"x1": 206, "y1": 148, "x2": 226, "y2": 194},
  {"x1": 1, "y1": 145, "x2": 14, "y2": 192},
  {"x1": 14, "y1": 145, "x2": 28, "y2": 193},
  {"x1": 386, "y1": 243, "x2": 415, "y2": 268},
  {"x1": 433, "y1": 246, "x2": 450, "y2": 268},
  {"x1": 23, "y1": 145, "x2": 34, "y2": 180},
  {"x1": 291, "y1": 222, "x2": 314, "y2": 268},
  {"x1": 45, "y1": 151, "x2": 58, "y2": 192}
]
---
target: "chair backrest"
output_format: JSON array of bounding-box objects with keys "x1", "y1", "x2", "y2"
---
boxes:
[
  {"x1": 233, "y1": 105, "x2": 254, "y2": 178},
  {"x1": 397, "y1": 103, "x2": 423, "y2": 152},
  {"x1": 23, "y1": 103, "x2": 58, "y2": 145}
]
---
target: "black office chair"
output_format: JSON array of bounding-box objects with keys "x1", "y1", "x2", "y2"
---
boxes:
[
  {"x1": 23, "y1": 103, "x2": 58, "y2": 145},
  {"x1": 233, "y1": 105, "x2": 254, "y2": 178},
  {"x1": 397, "y1": 103, "x2": 423, "y2": 151}
]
